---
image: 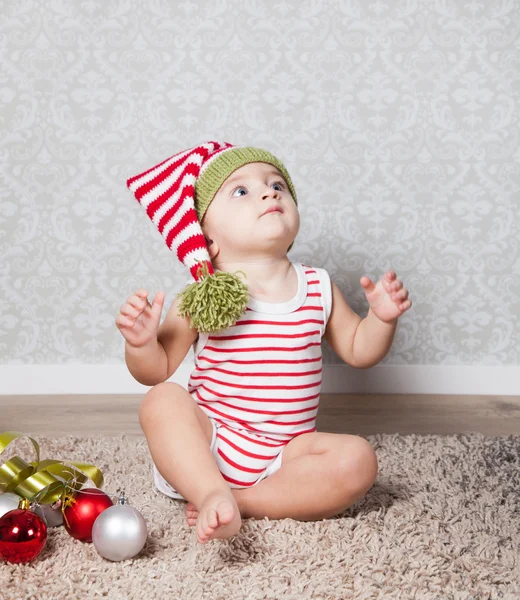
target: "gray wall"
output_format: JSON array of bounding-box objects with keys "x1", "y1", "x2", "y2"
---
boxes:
[{"x1": 1, "y1": 1, "x2": 518, "y2": 367}]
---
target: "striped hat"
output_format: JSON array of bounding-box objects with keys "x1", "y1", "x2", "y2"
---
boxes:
[{"x1": 126, "y1": 141, "x2": 298, "y2": 333}]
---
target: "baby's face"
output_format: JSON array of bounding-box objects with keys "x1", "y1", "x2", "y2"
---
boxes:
[{"x1": 201, "y1": 161, "x2": 299, "y2": 259}]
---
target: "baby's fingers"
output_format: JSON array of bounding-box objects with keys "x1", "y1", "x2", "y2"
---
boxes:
[
  {"x1": 392, "y1": 288, "x2": 408, "y2": 302},
  {"x1": 150, "y1": 291, "x2": 165, "y2": 313},
  {"x1": 147, "y1": 291, "x2": 165, "y2": 327},
  {"x1": 127, "y1": 289, "x2": 150, "y2": 310},
  {"x1": 119, "y1": 301, "x2": 143, "y2": 320},
  {"x1": 116, "y1": 313, "x2": 134, "y2": 328},
  {"x1": 400, "y1": 299, "x2": 412, "y2": 311}
]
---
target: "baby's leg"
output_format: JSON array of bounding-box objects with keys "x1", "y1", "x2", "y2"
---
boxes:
[{"x1": 139, "y1": 382, "x2": 242, "y2": 543}]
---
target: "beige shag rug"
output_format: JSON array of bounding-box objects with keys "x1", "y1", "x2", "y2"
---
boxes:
[{"x1": 1, "y1": 432, "x2": 518, "y2": 599}]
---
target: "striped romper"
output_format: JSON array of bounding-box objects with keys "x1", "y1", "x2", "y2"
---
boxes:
[{"x1": 153, "y1": 261, "x2": 332, "y2": 500}]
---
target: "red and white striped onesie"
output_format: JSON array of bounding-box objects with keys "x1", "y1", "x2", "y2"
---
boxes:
[{"x1": 153, "y1": 261, "x2": 332, "y2": 500}]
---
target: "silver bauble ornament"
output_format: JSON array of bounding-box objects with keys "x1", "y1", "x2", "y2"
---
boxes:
[
  {"x1": 0, "y1": 493, "x2": 20, "y2": 517},
  {"x1": 92, "y1": 491, "x2": 147, "y2": 562},
  {"x1": 33, "y1": 499, "x2": 64, "y2": 527}
]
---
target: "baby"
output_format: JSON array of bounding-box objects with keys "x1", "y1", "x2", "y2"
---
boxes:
[{"x1": 117, "y1": 142, "x2": 412, "y2": 545}]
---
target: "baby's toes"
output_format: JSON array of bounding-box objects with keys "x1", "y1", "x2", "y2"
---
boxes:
[
  {"x1": 198, "y1": 509, "x2": 217, "y2": 543},
  {"x1": 185, "y1": 501, "x2": 197, "y2": 515},
  {"x1": 185, "y1": 502, "x2": 199, "y2": 526},
  {"x1": 204, "y1": 508, "x2": 218, "y2": 531}
]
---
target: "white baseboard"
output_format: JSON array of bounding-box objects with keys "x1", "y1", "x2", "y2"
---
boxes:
[{"x1": 0, "y1": 364, "x2": 518, "y2": 395}]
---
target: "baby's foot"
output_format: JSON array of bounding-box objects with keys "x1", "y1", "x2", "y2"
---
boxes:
[
  {"x1": 194, "y1": 490, "x2": 242, "y2": 544},
  {"x1": 185, "y1": 490, "x2": 244, "y2": 526}
]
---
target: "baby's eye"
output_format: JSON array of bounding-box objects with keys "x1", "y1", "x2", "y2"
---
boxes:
[
  {"x1": 231, "y1": 181, "x2": 285, "y2": 197},
  {"x1": 232, "y1": 186, "x2": 247, "y2": 197}
]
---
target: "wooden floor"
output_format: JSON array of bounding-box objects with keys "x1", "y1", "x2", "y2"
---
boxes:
[{"x1": 1, "y1": 394, "x2": 519, "y2": 437}]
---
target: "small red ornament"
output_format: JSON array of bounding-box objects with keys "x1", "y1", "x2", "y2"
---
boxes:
[
  {"x1": 0, "y1": 497, "x2": 47, "y2": 564},
  {"x1": 62, "y1": 488, "x2": 113, "y2": 543}
]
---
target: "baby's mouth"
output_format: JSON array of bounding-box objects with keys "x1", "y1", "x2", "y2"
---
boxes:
[{"x1": 262, "y1": 206, "x2": 284, "y2": 216}]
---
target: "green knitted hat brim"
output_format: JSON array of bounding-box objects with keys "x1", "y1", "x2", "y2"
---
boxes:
[
  {"x1": 194, "y1": 146, "x2": 298, "y2": 253},
  {"x1": 195, "y1": 147, "x2": 298, "y2": 222}
]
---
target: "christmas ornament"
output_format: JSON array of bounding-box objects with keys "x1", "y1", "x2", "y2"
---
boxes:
[
  {"x1": 62, "y1": 487, "x2": 113, "y2": 543},
  {"x1": 0, "y1": 497, "x2": 47, "y2": 564},
  {"x1": 33, "y1": 498, "x2": 64, "y2": 527},
  {"x1": 92, "y1": 491, "x2": 148, "y2": 561},
  {"x1": 0, "y1": 492, "x2": 20, "y2": 518}
]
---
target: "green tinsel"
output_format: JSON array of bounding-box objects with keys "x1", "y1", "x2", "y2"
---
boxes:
[{"x1": 176, "y1": 261, "x2": 249, "y2": 333}]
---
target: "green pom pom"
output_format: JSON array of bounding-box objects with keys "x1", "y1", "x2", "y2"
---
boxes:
[{"x1": 176, "y1": 261, "x2": 249, "y2": 333}]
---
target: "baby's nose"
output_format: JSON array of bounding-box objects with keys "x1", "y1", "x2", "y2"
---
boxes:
[{"x1": 263, "y1": 187, "x2": 279, "y2": 198}]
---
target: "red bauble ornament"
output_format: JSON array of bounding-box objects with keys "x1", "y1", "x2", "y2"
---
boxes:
[
  {"x1": 0, "y1": 498, "x2": 47, "y2": 564},
  {"x1": 62, "y1": 488, "x2": 113, "y2": 543}
]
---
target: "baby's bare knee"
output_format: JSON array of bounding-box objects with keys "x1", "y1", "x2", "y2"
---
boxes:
[
  {"x1": 139, "y1": 382, "x2": 185, "y2": 427},
  {"x1": 351, "y1": 440, "x2": 378, "y2": 491},
  {"x1": 336, "y1": 438, "x2": 378, "y2": 493}
]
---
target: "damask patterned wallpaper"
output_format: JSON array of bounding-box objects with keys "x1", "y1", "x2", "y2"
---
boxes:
[{"x1": 1, "y1": 1, "x2": 518, "y2": 368}]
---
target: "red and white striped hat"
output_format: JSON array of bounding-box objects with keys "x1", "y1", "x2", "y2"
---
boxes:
[
  {"x1": 126, "y1": 141, "x2": 298, "y2": 333},
  {"x1": 127, "y1": 141, "x2": 230, "y2": 280}
]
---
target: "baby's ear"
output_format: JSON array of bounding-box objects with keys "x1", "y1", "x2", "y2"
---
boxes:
[{"x1": 205, "y1": 237, "x2": 219, "y2": 259}]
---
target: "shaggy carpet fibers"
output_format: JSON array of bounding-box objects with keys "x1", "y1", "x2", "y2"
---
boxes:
[{"x1": 0, "y1": 432, "x2": 518, "y2": 599}]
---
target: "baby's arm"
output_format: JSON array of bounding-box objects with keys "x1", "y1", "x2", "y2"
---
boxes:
[
  {"x1": 123, "y1": 294, "x2": 198, "y2": 386},
  {"x1": 323, "y1": 281, "x2": 362, "y2": 367},
  {"x1": 323, "y1": 280, "x2": 397, "y2": 369},
  {"x1": 156, "y1": 295, "x2": 199, "y2": 381}
]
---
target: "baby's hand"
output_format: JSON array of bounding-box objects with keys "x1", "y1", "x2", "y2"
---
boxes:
[
  {"x1": 360, "y1": 271, "x2": 412, "y2": 324},
  {"x1": 115, "y1": 289, "x2": 165, "y2": 348}
]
